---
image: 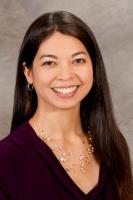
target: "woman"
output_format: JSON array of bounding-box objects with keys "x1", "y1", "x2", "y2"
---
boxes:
[{"x1": 0, "y1": 11, "x2": 132, "y2": 200}]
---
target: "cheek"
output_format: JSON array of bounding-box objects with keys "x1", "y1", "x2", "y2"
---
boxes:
[
  {"x1": 33, "y1": 71, "x2": 55, "y2": 89},
  {"x1": 79, "y1": 67, "x2": 93, "y2": 83}
]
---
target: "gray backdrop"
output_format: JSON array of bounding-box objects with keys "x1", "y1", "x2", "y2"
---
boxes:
[{"x1": 0, "y1": 0, "x2": 133, "y2": 160}]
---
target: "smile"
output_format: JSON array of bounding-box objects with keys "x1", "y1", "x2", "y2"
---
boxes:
[{"x1": 52, "y1": 86, "x2": 79, "y2": 97}]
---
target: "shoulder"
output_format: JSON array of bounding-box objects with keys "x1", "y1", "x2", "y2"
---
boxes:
[
  {"x1": 0, "y1": 122, "x2": 32, "y2": 171},
  {"x1": 0, "y1": 122, "x2": 29, "y2": 156},
  {"x1": 0, "y1": 123, "x2": 29, "y2": 199},
  {"x1": 0, "y1": 123, "x2": 31, "y2": 192}
]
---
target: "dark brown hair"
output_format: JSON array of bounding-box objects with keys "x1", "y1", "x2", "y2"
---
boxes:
[{"x1": 11, "y1": 11, "x2": 133, "y2": 199}]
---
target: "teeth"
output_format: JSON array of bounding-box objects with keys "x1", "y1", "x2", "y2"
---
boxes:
[{"x1": 53, "y1": 86, "x2": 77, "y2": 94}]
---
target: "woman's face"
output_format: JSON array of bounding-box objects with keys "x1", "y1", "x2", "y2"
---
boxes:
[{"x1": 24, "y1": 31, "x2": 93, "y2": 110}]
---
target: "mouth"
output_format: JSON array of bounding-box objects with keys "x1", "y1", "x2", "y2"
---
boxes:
[{"x1": 51, "y1": 85, "x2": 79, "y2": 97}]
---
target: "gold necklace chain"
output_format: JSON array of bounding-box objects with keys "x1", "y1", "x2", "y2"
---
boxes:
[{"x1": 36, "y1": 126, "x2": 95, "y2": 174}]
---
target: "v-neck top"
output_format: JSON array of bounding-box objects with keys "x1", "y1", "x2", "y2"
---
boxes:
[{"x1": 0, "y1": 122, "x2": 117, "y2": 200}]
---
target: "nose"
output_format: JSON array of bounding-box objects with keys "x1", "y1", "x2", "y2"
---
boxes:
[{"x1": 56, "y1": 62, "x2": 75, "y2": 81}]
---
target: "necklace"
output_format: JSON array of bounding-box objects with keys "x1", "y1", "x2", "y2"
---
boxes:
[{"x1": 34, "y1": 123, "x2": 95, "y2": 174}]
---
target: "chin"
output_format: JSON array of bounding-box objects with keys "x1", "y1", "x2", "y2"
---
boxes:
[{"x1": 51, "y1": 101, "x2": 80, "y2": 110}]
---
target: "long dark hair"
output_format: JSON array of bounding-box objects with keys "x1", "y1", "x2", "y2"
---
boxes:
[{"x1": 11, "y1": 11, "x2": 133, "y2": 199}]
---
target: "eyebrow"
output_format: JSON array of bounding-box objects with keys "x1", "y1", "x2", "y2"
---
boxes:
[{"x1": 40, "y1": 51, "x2": 88, "y2": 60}]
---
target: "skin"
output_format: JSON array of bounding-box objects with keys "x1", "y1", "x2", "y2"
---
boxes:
[
  {"x1": 23, "y1": 31, "x2": 93, "y2": 138},
  {"x1": 23, "y1": 31, "x2": 99, "y2": 194}
]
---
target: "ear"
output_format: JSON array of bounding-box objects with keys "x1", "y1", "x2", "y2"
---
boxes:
[{"x1": 22, "y1": 62, "x2": 33, "y2": 84}]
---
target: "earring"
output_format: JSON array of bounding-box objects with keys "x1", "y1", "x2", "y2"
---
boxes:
[
  {"x1": 27, "y1": 83, "x2": 34, "y2": 91},
  {"x1": 22, "y1": 62, "x2": 26, "y2": 66}
]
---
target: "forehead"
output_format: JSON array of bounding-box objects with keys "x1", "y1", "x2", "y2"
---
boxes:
[{"x1": 36, "y1": 32, "x2": 89, "y2": 57}]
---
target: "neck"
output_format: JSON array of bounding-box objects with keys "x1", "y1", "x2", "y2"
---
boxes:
[{"x1": 30, "y1": 105, "x2": 84, "y2": 141}]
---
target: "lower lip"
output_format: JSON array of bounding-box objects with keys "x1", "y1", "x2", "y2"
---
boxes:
[{"x1": 52, "y1": 87, "x2": 79, "y2": 98}]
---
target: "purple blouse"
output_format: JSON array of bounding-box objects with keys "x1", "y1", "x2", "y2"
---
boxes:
[{"x1": 0, "y1": 122, "x2": 117, "y2": 200}]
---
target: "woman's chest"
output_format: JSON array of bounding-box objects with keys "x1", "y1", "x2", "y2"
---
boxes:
[{"x1": 60, "y1": 156, "x2": 100, "y2": 194}]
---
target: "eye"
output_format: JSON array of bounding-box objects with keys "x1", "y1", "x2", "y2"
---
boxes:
[
  {"x1": 42, "y1": 60, "x2": 56, "y2": 66},
  {"x1": 73, "y1": 58, "x2": 86, "y2": 64}
]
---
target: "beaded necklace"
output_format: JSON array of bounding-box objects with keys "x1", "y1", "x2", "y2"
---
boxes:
[{"x1": 37, "y1": 128, "x2": 95, "y2": 174}]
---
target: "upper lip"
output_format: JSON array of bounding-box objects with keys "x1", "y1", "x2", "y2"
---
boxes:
[{"x1": 51, "y1": 85, "x2": 79, "y2": 88}]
